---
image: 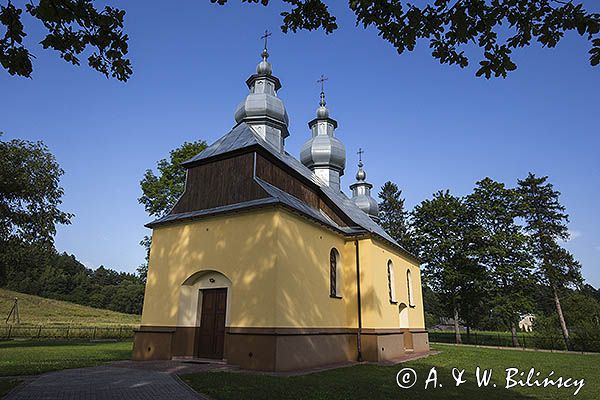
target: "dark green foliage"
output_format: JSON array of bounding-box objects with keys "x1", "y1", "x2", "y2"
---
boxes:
[
  {"x1": 4, "y1": 249, "x2": 145, "y2": 314},
  {"x1": 532, "y1": 289, "x2": 600, "y2": 352},
  {"x1": 139, "y1": 140, "x2": 208, "y2": 218},
  {"x1": 212, "y1": 0, "x2": 600, "y2": 78},
  {"x1": 466, "y1": 178, "x2": 534, "y2": 338},
  {"x1": 412, "y1": 190, "x2": 486, "y2": 342},
  {"x1": 405, "y1": 173, "x2": 589, "y2": 345},
  {"x1": 138, "y1": 140, "x2": 208, "y2": 281},
  {"x1": 0, "y1": 135, "x2": 72, "y2": 287},
  {"x1": 1, "y1": 0, "x2": 131, "y2": 80},
  {"x1": 422, "y1": 284, "x2": 444, "y2": 328},
  {"x1": 135, "y1": 236, "x2": 151, "y2": 284},
  {"x1": 0, "y1": 135, "x2": 142, "y2": 314},
  {"x1": 0, "y1": 136, "x2": 72, "y2": 246},
  {"x1": 517, "y1": 173, "x2": 582, "y2": 349},
  {"x1": 377, "y1": 181, "x2": 414, "y2": 253}
]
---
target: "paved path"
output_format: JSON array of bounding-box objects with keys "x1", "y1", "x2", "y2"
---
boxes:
[{"x1": 4, "y1": 362, "x2": 222, "y2": 400}]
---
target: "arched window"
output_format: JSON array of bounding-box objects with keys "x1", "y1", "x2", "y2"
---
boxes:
[
  {"x1": 387, "y1": 260, "x2": 397, "y2": 303},
  {"x1": 330, "y1": 248, "x2": 341, "y2": 298},
  {"x1": 407, "y1": 269, "x2": 414, "y2": 306}
]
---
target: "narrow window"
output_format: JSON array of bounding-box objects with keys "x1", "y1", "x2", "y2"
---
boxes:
[
  {"x1": 330, "y1": 248, "x2": 341, "y2": 298},
  {"x1": 407, "y1": 269, "x2": 414, "y2": 306},
  {"x1": 388, "y1": 260, "x2": 397, "y2": 303}
]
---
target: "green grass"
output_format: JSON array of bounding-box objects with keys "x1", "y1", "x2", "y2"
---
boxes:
[
  {"x1": 0, "y1": 379, "x2": 20, "y2": 397},
  {"x1": 182, "y1": 344, "x2": 600, "y2": 400},
  {"x1": 0, "y1": 340, "x2": 133, "y2": 376},
  {"x1": 0, "y1": 288, "x2": 140, "y2": 327}
]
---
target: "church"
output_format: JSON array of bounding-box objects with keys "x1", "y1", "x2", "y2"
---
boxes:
[{"x1": 133, "y1": 41, "x2": 429, "y2": 371}]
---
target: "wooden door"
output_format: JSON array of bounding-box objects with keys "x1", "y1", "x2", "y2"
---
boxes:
[{"x1": 196, "y1": 288, "x2": 227, "y2": 359}]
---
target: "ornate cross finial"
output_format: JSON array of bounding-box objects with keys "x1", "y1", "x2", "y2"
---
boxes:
[
  {"x1": 261, "y1": 29, "x2": 272, "y2": 50},
  {"x1": 357, "y1": 148, "x2": 364, "y2": 163},
  {"x1": 317, "y1": 74, "x2": 328, "y2": 93},
  {"x1": 317, "y1": 74, "x2": 328, "y2": 106}
]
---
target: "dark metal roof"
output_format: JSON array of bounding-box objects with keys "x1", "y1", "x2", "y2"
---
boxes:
[
  {"x1": 146, "y1": 198, "x2": 279, "y2": 227},
  {"x1": 166, "y1": 122, "x2": 414, "y2": 258}
]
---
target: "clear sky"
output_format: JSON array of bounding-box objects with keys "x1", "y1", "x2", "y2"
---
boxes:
[{"x1": 1, "y1": 1, "x2": 598, "y2": 287}]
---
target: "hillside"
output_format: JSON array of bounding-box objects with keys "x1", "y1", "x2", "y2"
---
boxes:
[{"x1": 0, "y1": 288, "x2": 140, "y2": 326}]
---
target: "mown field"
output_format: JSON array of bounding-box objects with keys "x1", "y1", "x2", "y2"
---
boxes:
[
  {"x1": 0, "y1": 340, "x2": 133, "y2": 377},
  {"x1": 183, "y1": 344, "x2": 600, "y2": 400},
  {"x1": 0, "y1": 288, "x2": 140, "y2": 327},
  {"x1": 428, "y1": 329, "x2": 599, "y2": 353}
]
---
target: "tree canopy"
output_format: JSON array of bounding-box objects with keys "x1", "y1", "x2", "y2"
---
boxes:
[
  {"x1": 0, "y1": 135, "x2": 72, "y2": 246},
  {"x1": 377, "y1": 181, "x2": 414, "y2": 252},
  {"x1": 213, "y1": 0, "x2": 600, "y2": 78},
  {"x1": 3, "y1": 1, "x2": 598, "y2": 80},
  {"x1": 1, "y1": 0, "x2": 131, "y2": 81},
  {"x1": 138, "y1": 140, "x2": 208, "y2": 218}
]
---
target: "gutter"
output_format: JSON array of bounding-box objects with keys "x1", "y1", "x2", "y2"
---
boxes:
[{"x1": 355, "y1": 239, "x2": 363, "y2": 362}]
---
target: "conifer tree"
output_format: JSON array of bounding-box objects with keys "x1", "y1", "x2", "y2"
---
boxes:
[
  {"x1": 467, "y1": 177, "x2": 534, "y2": 346},
  {"x1": 517, "y1": 173, "x2": 582, "y2": 350},
  {"x1": 378, "y1": 181, "x2": 414, "y2": 253}
]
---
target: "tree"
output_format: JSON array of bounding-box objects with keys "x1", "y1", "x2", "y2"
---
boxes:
[
  {"x1": 412, "y1": 190, "x2": 483, "y2": 343},
  {"x1": 466, "y1": 177, "x2": 534, "y2": 346},
  {"x1": 517, "y1": 172, "x2": 582, "y2": 350},
  {"x1": 1, "y1": 0, "x2": 131, "y2": 80},
  {"x1": 378, "y1": 181, "x2": 414, "y2": 252},
  {"x1": 138, "y1": 140, "x2": 207, "y2": 279},
  {"x1": 139, "y1": 140, "x2": 208, "y2": 218},
  {"x1": 0, "y1": 135, "x2": 72, "y2": 285},
  {"x1": 213, "y1": 0, "x2": 600, "y2": 78}
]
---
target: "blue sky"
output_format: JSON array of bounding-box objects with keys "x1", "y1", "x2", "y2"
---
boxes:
[{"x1": 2, "y1": 1, "x2": 599, "y2": 287}]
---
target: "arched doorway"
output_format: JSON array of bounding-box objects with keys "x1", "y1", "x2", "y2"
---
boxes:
[
  {"x1": 399, "y1": 302, "x2": 413, "y2": 350},
  {"x1": 399, "y1": 303, "x2": 409, "y2": 328},
  {"x1": 178, "y1": 270, "x2": 232, "y2": 359}
]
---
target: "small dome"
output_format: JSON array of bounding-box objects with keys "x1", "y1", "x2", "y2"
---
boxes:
[
  {"x1": 356, "y1": 162, "x2": 366, "y2": 181},
  {"x1": 256, "y1": 49, "x2": 272, "y2": 75},
  {"x1": 352, "y1": 193, "x2": 380, "y2": 220},
  {"x1": 300, "y1": 134, "x2": 346, "y2": 172},
  {"x1": 350, "y1": 157, "x2": 379, "y2": 221},
  {"x1": 316, "y1": 105, "x2": 329, "y2": 119},
  {"x1": 234, "y1": 93, "x2": 289, "y2": 126}
]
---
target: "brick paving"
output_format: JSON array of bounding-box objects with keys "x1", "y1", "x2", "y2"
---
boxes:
[{"x1": 4, "y1": 364, "x2": 213, "y2": 400}]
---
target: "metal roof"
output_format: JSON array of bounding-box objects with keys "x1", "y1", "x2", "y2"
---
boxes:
[{"x1": 170, "y1": 122, "x2": 412, "y2": 256}]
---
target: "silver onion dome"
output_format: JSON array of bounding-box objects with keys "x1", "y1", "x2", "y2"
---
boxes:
[
  {"x1": 300, "y1": 89, "x2": 346, "y2": 191},
  {"x1": 350, "y1": 159, "x2": 380, "y2": 222},
  {"x1": 234, "y1": 44, "x2": 289, "y2": 152}
]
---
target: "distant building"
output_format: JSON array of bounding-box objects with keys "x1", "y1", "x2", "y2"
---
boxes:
[
  {"x1": 519, "y1": 314, "x2": 535, "y2": 332},
  {"x1": 133, "y1": 42, "x2": 429, "y2": 371}
]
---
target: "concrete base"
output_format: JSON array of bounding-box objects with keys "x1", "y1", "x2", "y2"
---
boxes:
[{"x1": 133, "y1": 326, "x2": 429, "y2": 371}]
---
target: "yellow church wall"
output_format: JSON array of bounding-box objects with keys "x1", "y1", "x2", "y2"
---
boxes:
[
  {"x1": 273, "y1": 209, "x2": 358, "y2": 328},
  {"x1": 140, "y1": 209, "x2": 279, "y2": 328},
  {"x1": 140, "y1": 206, "x2": 425, "y2": 333},
  {"x1": 359, "y1": 239, "x2": 425, "y2": 330}
]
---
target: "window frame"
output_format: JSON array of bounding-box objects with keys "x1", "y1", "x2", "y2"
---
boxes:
[
  {"x1": 387, "y1": 260, "x2": 397, "y2": 304},
  {"x1": 329, "y1": 248, "x2": 342, "y2": 299},
  {"x1": 407, "y1": 269, "x2": 415, "y2": 307}
]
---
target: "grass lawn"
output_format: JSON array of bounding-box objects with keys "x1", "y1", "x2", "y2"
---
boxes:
[
  {"x1": 0, "y1": 340, "x2": 133, "y2": 376},
  {"x1": 0, "y1": 380, "x2": 19, "y2": 398},
  {"x1": 0, "y1": 288, "x2": 140, "y2": 327},
  {"x1": 182, "y1": 344, "x2": 600, "y2": 400}
]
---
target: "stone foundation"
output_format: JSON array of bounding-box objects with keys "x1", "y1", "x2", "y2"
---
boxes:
[{"x1": 133, "y1": 326, "x2": 429, "y2": 371}]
